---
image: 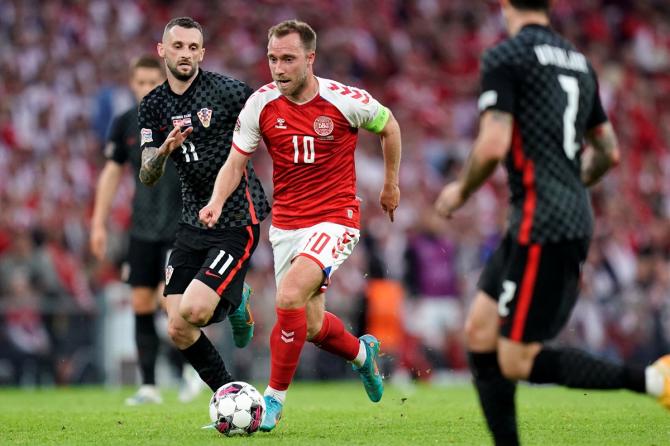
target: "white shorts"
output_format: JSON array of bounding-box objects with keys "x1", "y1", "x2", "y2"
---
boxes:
[{"x1": 269, "y1": 222, "x2": 360, "y2": 291}]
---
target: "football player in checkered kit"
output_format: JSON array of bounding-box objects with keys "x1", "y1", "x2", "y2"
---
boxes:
[
  {"x1": 434, "y1": 1, "x2": 670, "y2": 444},
  {"x1": 139, "y1": 17, "x2": 270, "y2": 395}
]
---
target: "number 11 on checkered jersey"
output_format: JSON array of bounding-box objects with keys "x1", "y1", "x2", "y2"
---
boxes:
[{"x1": 181, "y1": 141, "x2": 198, "y2": 162}]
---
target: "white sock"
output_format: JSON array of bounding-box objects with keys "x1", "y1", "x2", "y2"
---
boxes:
[
  {"x1": 352, "y1": 340, "x2": 367, "y2": 368},
  {"x1": 264, "y1": 386, "x2": 287, "y2": 404},
  {"x1": 645, "y1": 366, "x2": 664, "y2": 397}
]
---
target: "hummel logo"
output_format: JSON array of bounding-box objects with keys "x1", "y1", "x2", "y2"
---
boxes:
[
  {"x1": 281, "y1": 329, "x2": 295, "y2": 343},
  {"x1": 275, "y1": 118, "x2": 287, "y2": 129},
  {"x1": 205, "y1": 270, "x2": 221, "y2": 279}
]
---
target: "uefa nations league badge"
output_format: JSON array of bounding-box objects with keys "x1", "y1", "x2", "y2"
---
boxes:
[{"x1": 197, "y1": 108, "x2": 213, "y2": 128}]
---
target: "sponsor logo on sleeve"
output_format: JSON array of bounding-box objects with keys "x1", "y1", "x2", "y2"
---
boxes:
[
  {"x1": 140, "y1": 128, "x2": 153, "y2": 145},
  {"x1": 165, "y1": 265, "x2": 174, "y2": 285},
  {"x1": 478, "y1": 90, "x2": 498, "y2": 111},
  {"x1": 104, "y1": 142, "x2": 115, "y2": 158}
]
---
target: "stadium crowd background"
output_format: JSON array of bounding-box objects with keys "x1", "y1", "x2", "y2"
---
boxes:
[{"x1": 0, "y1": 0, "x2": 668, "y2": 387}]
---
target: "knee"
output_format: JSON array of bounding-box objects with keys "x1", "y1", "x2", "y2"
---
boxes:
[
  {"x1": 276, "y1": 286, "x2": 306, "y2": 309},
  {"x1": 498, "y1": 352, "x2": 530, "y2": 381},
  {"x1": 179, "y1": 301, "x2": 213, "y2": 327},
  {"x1": 464, "y1": 314, "x2": 497, "y2": 351}
]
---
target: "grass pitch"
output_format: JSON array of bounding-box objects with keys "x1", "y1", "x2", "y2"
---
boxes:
[{"x1": 1, "y1": 382, "x2": 669, "y2": 445}]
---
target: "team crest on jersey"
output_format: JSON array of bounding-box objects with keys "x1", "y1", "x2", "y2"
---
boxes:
[
  {"x1": 313, "y1": 116, "x2": 334, "y2": 136},
  {"x1": 275, "y1": 118, "x2": 287, "y2": 129},
  {"x1": 197, "y1": 108, "x2": 212, "y2": 128},
  {"x1": 140, "y1": 128, "x2": 153, "y2": 145},
  {"x1": 172, "y1": 114, "x2": 192, "y2": 129},
  {"x1": 165, "y1": 266, "x2": 174, "y2": 285}
]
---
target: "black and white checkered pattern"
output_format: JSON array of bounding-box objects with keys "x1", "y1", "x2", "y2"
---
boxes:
[
  {"x1": 139, "y1": 70, "x2": 270, "y2": 230},
  {"x1": 482, "y1": 25, "x2": 605, "y2": 243}
]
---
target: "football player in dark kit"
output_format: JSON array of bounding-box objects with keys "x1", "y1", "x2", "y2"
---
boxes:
[
  {"x1": 139, "y1": 17, "x2": 270, "y2": 393},
  {"x1": 435, "y1": 1, "x2": 670, "y2": 445},
  {"x1": 90, "y1": 56, "x2": 198, "y2": 405}
]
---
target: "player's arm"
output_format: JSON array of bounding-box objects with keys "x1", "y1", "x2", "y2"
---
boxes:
[
  {"x1": 582, "y1": 122, "x2": 620, "y2": 187},
  {"x1": 580, "y1": 69, "x2": 620, "y2": 187},
  {"x1": 375, "y1": 110, "x2": 401, "y2": 222},
  {"x1": 435, "y1": 110, "x2": 513, "y2": 218},
  {"x1": 90, "y1": 161, "x2": 124, "y2": 261},
  {"x1": 139, "y1": 126, "x2": 192, "y2": 185},
  {"x1": 436, "y1": 49, "x2": 514, "y2": 218},
  {"x1": 199, "y1": 91, "x2": 262, "y2": 228},
  {"x1": 199, "y1": 149, "x2": 249, "y2": 228}
]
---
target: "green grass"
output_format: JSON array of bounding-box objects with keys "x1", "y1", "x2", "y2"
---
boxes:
[{"x1": 1, "y1": 382, "x2": 669, "y2": 445}]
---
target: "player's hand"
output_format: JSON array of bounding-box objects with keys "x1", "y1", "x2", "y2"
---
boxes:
[
  {"x1": 160, "y1": 126, "x2": 193, "y2": 155},
  {"x1": 199, "y1": 202, "x2": 222, "y2": 228},
  {"x1": 434, "y1": 181, "x2": 467, "y2": 219},
  {"x1": 89, "y1": 225, "x2": 107, "y2": 261},
  {"x1": 380, "y1": 182, "x2": 400, "y2": 222}
]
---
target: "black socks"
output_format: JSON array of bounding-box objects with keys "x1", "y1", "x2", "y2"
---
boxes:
[
  {"x1": 528, "y1": 347, "x2": 645, "y2": 393},
  {"x1": 469, "y1": 351, "x2": 520, "y2": 446},
  {"x1": 135, "y1": 313, "x2": 159, "y2": 385},
  {"x1": 180, "y1": 331, "x2": 233, "y2": 392}
]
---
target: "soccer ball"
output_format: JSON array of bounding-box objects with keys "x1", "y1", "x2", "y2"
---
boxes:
[{"x1": 209, "y1": 381, "x2": 265, "y2": 436}]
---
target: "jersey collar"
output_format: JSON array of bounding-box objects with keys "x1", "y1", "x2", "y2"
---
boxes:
[{"x1": 167, "y1": 69, "x2": 203, "y2": 97}]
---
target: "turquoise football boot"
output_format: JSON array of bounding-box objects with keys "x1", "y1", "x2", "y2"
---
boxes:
[
  {"x1": 352, "y1": 334, "x2": 384, "y2": 402},
  {"x1": 260, "y1": 395, "x2": 283, "y2": 432}
]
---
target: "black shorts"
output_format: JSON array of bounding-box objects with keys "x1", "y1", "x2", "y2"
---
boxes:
[
  {"x1": 163, "y1": 224, "x2": 260, "y2": 324},
  {"x1": 478, "y1": 234, "x2": 589, "y2": 343},
  {"x1": 126, "y1": 236, "x2": 174, "y2": 288}
]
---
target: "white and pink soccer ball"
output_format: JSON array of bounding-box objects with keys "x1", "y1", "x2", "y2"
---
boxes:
[{"x1": 209, "y1": 381, "x2": 265, "y2": 436}]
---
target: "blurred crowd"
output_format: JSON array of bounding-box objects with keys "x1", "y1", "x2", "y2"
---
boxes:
[{"x1": 0, "y1": 0, "x2": 668, "y2": 387}]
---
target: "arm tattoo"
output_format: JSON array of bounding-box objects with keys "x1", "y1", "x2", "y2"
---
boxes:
[
  {"x1": 488, "y1": 110, "x2": 513, "y2": 124},
  {"x1": 139, "y1": 147, "x2": 169, "y2": 186},
  {"x1": 582, "y1": 124, "x2": 619, "y2": 187}
]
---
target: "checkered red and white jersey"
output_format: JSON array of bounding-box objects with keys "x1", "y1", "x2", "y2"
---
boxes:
[{"x1": 232, "y1": 77, "x2": 389, "y2": 230}]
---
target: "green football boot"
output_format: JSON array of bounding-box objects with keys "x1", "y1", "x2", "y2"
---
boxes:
[{"x1": 228, "y1": 282, "x2": 254, "y2": 348}]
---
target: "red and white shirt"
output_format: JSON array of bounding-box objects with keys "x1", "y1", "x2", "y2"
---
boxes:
[{"x1": 232, "y1": 77, "x2": 390, "y2": 230}]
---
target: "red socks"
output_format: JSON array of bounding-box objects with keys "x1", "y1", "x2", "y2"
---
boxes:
[
  {"x1": 269, "y1": 309, "x2": 360, "y2": 391},
  {"x1": 269, "y1": 307, "x2": 307, "y2": 391},
  {"x1": 310, "y1": 311, "x2": 360, "y2": 361}
]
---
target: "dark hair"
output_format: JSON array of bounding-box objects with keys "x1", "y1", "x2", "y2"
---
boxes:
[
  {"x1": 131, "y1": 55, "x2": 162, "y2": 72},
  {"x1": 163, "y1": 16, "x2": 204, "y2": 39},
  {"x1": 267, "y1": 19, "x2": 316, "y2": 52},
  {"x1": 510, "y1": 0, "x2": 550, "y2": 11}
]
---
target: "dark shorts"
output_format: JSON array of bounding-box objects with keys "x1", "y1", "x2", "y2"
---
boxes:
[
  {"x1": 163, "y1": 224, "x2": 260, "y2": 324},
  {"x1": 126, "y1": 236, "x2": 174, "y2": 288},
  {"x1": 478, "y1": 234, "x2": 589, "y2": 343}
]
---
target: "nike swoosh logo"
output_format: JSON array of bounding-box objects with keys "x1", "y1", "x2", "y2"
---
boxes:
[
  {"x1": 159, "y1": 125, "x2": 168, "y2": 131},
  {"x1": 205, "y1": 270, "x2": 221, "y2": 278}
]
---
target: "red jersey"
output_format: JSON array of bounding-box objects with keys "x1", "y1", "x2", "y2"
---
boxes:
[{"x1": 232, "y1": 77, "x2": 390, "y2": 230}]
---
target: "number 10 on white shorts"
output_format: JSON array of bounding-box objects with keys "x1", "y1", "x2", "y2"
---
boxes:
[{"x1": 269, "y1": 222, "x2": 360, "y2": 290}]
